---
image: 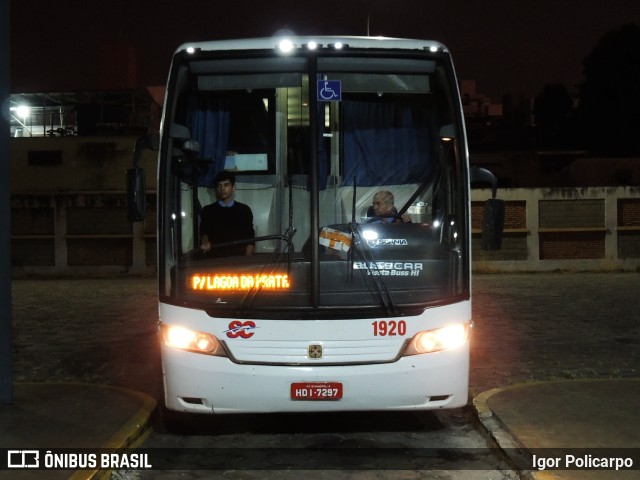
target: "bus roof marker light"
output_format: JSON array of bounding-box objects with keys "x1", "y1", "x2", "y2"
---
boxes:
[
  {"x1": 307, "y1": 41, "x2": 318, "y2": 50},
  {"x1": 429, "y1": 46, "x2": 439, "y2": 53},
  {"x1": 278, "y1": 39, "x2": 295, "y2": 53},
  {"x1": 186, "y1": 47, "x2": 196, "y2": 54}
]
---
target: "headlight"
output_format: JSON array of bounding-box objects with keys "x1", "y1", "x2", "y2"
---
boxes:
[
  {"x1": 159, "y1": 323, "x2": 226, "y2": 356},
  {"x1": 403, "y1": 322, "x2": 470, "y2": 355}
]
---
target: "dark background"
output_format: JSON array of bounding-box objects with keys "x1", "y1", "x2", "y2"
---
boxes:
[{"x1": 9, "y1": 0, "x2": 640, "y2": 98}]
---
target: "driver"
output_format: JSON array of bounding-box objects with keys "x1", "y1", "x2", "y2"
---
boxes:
[{"x1": 369, "y1": 191, "x2": 411, "y2": 223}]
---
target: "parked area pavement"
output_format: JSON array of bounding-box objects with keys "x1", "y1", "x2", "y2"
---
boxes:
[{"x1": 3, "y1": 273, "x2": 640, "y2": 479}]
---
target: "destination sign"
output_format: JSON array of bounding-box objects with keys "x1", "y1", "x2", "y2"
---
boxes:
[{"x1": 191, "y1": 274, "x2": 290, "y2": 291}]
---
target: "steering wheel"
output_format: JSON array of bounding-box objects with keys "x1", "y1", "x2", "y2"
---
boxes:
[{"x1": 366, "y1": 214, "x2": 402, "y2": 224}]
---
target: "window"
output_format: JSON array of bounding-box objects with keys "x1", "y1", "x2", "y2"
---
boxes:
[
  {"x1": 28, "y1": 150, "x2": 63, "y2": 166},
  {"x1": 187, "y1": 91, "x2": 275, "y2": 183}
]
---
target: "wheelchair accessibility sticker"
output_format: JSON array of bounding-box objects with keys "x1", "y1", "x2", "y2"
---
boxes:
[{"x1": 318, "y1": 80, "x2": 341, "y2": 101}]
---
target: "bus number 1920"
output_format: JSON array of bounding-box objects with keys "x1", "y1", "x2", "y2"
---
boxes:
[{"x1": 372, "y1": 320, "x2": 407, "y2": 336}]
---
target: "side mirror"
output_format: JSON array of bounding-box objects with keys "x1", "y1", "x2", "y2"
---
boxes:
[
  {"x1": 481, "y1": 198, "x2": 504, "y2": 250},
  {"x1": 126, "y1": 167, "x2": 146, "y2": 222},
  {"x1": 127, "y1": 134, "x2": 159, "y2": 222},
  {"x1": 470, "y1": 166, "x2": 505, "y2": 251}
]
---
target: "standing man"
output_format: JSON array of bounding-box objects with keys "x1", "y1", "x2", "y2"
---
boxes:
[{"x1": 200, "y1": 171, "x2": 255, "y2": 256}]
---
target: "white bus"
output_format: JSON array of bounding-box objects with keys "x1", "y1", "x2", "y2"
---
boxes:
[{"x1": 129, "y1": 36, "x2": 503, "y2": 419}]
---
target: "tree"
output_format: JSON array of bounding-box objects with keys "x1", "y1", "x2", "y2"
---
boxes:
[{"x1": 577, "y1": 23, "x2": 640, "y2": 155}]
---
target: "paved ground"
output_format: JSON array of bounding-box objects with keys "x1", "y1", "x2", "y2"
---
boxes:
[
  {"x1": 469, "y1": 272, "x2": 639, "y2": 396},
  {"x1": 6, "y1": 272, "x2": 640, "y2": 479},
  {"x1": 10, "y1": 277, "x2": 163, "y2": 400},
  {"x1": 9, "y1": 273, "x2": 639, "y2": 398}
]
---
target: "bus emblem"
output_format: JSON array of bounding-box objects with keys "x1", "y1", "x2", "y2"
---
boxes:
[
  {"x1": 225, "y1": 320, "x2": 256, "y2": 339},
  {"x1": 308, "y1": 344, "x2": 323, "y2": 359}
]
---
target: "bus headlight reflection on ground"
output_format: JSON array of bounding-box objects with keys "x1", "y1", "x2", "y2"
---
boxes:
[
  {"x1": 403, "y1": 322, "x2": 470, "y2": 355},
  {"x1": 159, "y1": 324, "x2": 226, "y2": 356}
]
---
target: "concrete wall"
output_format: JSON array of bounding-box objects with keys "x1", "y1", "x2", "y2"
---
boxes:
[
  {"x1": 10, "y1": 136, "x2": 157, "y2": 276},
  {"x1": 471, "y1": 187, "x2": 640, "y2": 272}
]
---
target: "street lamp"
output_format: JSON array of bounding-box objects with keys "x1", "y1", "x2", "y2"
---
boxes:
[
  {"x1": 10, "y1": 104, "x2": 31, "y2": 136},
  {"x1": 15, "y1": 105, "x2": 30, "y2": 119}
]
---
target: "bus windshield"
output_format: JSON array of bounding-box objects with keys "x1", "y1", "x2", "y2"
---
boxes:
[{"x1": 159, "y1": 41, "x2": 469, "y2": 318}]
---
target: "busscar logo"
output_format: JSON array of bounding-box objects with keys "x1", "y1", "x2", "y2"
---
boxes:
[
  {"x1": 352, "y1": 261, "x2": 423, "y2": 277},
  {"x1": 8, "y1": 450, "x2": 39, "y2": 468}
]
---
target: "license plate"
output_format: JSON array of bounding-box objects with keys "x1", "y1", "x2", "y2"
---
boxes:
[{"x1": 291, "y1": 382, "x2": 343, "y2": 400}]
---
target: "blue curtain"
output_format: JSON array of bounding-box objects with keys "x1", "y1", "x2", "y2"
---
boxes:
[
  {"x1": 343, "y1": 101, "x2": 431, "y2": 186},
  {"x1": 187, "y1": 96, "x2": 230, "y2": 187}
]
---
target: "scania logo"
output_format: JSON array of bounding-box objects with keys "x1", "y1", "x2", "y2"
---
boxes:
[
  {"x1": 367, "y1": 238, "x2": 408, "y2": 248},
  {"x1": 308, "y1": 344, "x2": 323, "y2": 359}
]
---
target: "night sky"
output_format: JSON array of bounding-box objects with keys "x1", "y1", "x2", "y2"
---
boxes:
[{"x1": 9, "y1": 0, "x2": 640, "y2": 99}]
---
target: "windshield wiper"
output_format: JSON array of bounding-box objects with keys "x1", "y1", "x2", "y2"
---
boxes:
[
  {"x1": 348, "y1": 177, "x2": 398, "y2": 316},
  {"x1": 350, "y1": 224, "x2": 399, "y2": 316},
  {"x1": 238, "y1": 177, "x2": 297, "y2": 313}
]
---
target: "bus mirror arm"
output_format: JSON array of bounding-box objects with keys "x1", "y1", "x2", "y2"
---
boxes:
[{"x1": 470, "y1": 166, "x2": 497, "y2": 199}]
